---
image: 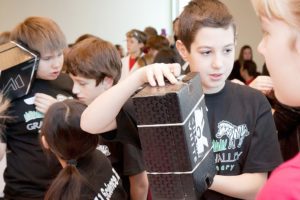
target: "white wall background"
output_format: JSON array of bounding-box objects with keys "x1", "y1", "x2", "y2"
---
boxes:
[
  {"x1": 0, "y1": 0, "x2": 173, "y2": 48},
  {"x1": 0, "y1": 0, "x2": 264, "y2": 69}
]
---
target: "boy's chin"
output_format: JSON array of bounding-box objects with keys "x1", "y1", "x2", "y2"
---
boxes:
[
  {"x1": 37, "y1": 76, "x2": 58, "y2": 80},
  {"x1": 77, "y1": 98, "x2": 89, "y2": 105},
  {"x1": 37, "y1": 73, "x2": 60, "y2": 80}
]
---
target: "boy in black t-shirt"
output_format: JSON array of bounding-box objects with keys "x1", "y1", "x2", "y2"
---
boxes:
[
  {"x1": 0, "y1": 16, "x2": 73, "y2": 200},
  {"x1": 81, "y1": 1, "x2": 282, "y2": 199},
  {"x1": 65, "y1": 36, "x2": 149, "y2": 200}
]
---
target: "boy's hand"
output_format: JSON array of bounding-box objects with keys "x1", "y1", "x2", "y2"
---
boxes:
[
  {"x1": 142, "y1": 63, "x2": 181, "y2": 86},
  {"x1": 34, "y1": 93, "x2": 57, "y2": 114}
]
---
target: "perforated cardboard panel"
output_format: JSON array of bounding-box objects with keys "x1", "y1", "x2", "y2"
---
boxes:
[{"x1": 133, "y1": 73, "x2": 215, "y2": 200}]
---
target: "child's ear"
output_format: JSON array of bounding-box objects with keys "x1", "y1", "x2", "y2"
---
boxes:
[
  {"x1": 176, "y1": 40, "x2": 189, "y2": 62},
  {"x1": 41, "y1": 135, "x2": 49, "y2": 149},
  {"x1": 103, "y1": 76, "x2": 114, "y2": 89}
]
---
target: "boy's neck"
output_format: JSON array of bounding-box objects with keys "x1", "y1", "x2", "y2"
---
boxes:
[{"x1": 203, "y1": 82, "x2": 226, "y2": 94}]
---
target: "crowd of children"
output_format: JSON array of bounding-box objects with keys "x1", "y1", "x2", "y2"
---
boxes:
[{"x1": 0, "y1": 0, "x2": 299, "y2": 199}]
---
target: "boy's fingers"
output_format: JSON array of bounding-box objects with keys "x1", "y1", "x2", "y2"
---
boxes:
[
  {"x1": 35, "y1": 96, "x2": 51, "y2": 105},
  {"x1": 170, "y1": 63, "x2": 181, "y2": 77},
  {"x1": 162, "y1": 66, "x2": 178, "y2": 84},
  {"x1": 154, "y1": 65, "x2": 165, "y2": 86},
  {"x1": 146, "y1": 67, "x2": 157, "y2": 86}
]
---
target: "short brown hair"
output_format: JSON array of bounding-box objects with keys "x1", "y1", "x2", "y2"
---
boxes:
[
  {"x1": 178, "y1": 0, "x2": 236, "y2": 52},
  {"x1": 146, "y1": 35, "x2": 170, "y2": 51},
  {"x1": 65, "y1": 37, "x2": 122, "y2": 85},
  {"x1": 10, "y1": 16, "x2": 67, "y2": 54},
  {"x1": 144, "y1": 26, "x2": 158, "y2": 38}
]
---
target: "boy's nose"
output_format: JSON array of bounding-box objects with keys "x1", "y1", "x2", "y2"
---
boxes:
[
  {"x1": 212, "y1": 55, "x2": 222, "y2": 69},
  {"x1": 52, "y1": 57, "x2": 62, "y2": 69},
  {"x1": 72, "y1": 84, "x2": 80, "y2": 94}
]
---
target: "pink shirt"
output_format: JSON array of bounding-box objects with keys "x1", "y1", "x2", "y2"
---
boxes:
[{"x1": 256, "y1": 153, "x2": 300, "y2": 200}]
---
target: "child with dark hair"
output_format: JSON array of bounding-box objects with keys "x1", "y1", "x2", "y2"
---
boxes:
[
  {"x1": 240, "y1": 60, "x2": 260, "y2": 85},
  {"x1": 81, "y1": 0, "x2": 282, "y2": 199},
  {"x1": 65, "y1": 37, "x2": 149, "y2": 200},
  {"x1": 146, "y1": 35, "x2": 170, "y2": 58},
  {"x1": 40, "y1": 99, "x2": 126, "y2": 200},
  {"x1": 2, "y1": 16, "x2": 74, "y2": 199},
  {"x1": 228, "y1": 45, "x2": 256, "y2": 82},
  {"x1": 143, "y1": 26, "x2": 158, "y2": 39},
  {"x1": 153, "y1": 47, "x2": 183, "y2": 65}
]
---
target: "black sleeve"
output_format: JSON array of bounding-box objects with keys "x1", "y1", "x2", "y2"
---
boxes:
[
  {"x1": 122, "y1": 143, "x2": 146, "y2": 176},
  {"x1": 243, "y1": 95, "x2": 283, "y2": 173}
]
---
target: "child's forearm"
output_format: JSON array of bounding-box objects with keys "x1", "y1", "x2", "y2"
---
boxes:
[
  {"x1": 209, "y1": 173, "x2": 267, "y2": 200},
  {"x1": 81, "y1": 63, "x2": 180, "y2": 134},
  {"x1": 129, "y1": 171, "x2": 149, "y2": 200},
  {"x1": 81, "y1": 69, "x2": 145, "y2": 134}
]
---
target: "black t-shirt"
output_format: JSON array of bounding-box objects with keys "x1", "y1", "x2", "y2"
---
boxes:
[
  {"x1": 4, "y1": 74, "x2": 74, "y2": 199},
  {"x1": 98, "y1": 100, "x2": 146, "y2": 195},
  {"x1": 201, "y1": 81, "x2": 283, "y2": 200},
  {"x1": 228, "y1": 60, "x2": 244, "y2": 82},
  {"x1": 79, "y1": 150, "x2": 127, "y2": 200}
]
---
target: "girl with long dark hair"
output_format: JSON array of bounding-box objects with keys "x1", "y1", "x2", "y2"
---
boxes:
[{"x1": 40, "y1": 100, "x2": 127, "y2": 200}]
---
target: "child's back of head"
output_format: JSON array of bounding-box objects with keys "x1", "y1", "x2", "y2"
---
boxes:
[
  {"x1": 242, "y1": 60, "x2": 259, "y2": 77},
  {"x1": 41, "y1": 99, "x2": 99, "y2": 160},
  {"x1": 41, "y1": 99, "x2": 100, "y2": 200}
]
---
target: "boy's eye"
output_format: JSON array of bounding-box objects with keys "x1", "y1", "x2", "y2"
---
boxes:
[
  {"x1": 79, "y1": 82, "x2": 87, "y2": 86},
  {"x1": 200, "y1": 50, "x2": 211, "y2": 56},
  {"x1": 224, "y1": 48, "x2": 233, "y2": 54},
  {"x1": 41, "y1": 56, "x2": 51, "y2": 61}
]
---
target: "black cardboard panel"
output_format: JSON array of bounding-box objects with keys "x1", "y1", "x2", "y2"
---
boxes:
[{"x1": 133, "y1": 73, "x2": 216, "y2": 199}]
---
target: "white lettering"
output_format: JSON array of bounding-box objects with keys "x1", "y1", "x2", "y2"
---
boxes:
[
  {"x1": 95, "y1": 168, "x2": 121, "y2": 200},
  {"x1": 26, "y1": 121, "x2": 43, "y2": 131}
]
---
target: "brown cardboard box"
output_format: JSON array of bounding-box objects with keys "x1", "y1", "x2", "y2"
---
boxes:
[
  {"x1": 133, "y1": 73, "x2": 215, "y2": 199},
  {"x1": 0, "y1": 41, "x2": 39, "y2": 100}
]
